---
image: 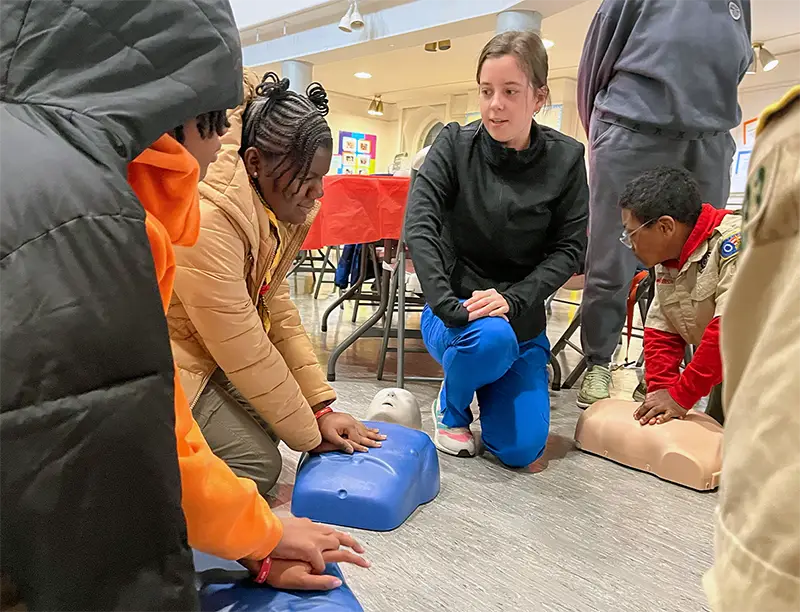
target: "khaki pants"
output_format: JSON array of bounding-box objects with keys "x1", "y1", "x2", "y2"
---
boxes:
[{"x1": 193, "y1": 370, "x2": 282, "y2": 498}]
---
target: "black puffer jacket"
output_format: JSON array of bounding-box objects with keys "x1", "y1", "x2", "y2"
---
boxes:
[{"x1": 0, "y1": 1, "x2": 242, "y2": 609}]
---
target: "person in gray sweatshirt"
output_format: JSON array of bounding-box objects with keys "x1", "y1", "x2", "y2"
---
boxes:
[{"x1": 576, "y1": 0, "x2": 752, "y2": 408}]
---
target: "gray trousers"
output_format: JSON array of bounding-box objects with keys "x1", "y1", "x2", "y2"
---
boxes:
[
  {"x1": 193, "y1": 369, "x2": 282, "y2": 498},
  {"x1": 581, "y1": 116, "x2": 735, "y2": 366}
]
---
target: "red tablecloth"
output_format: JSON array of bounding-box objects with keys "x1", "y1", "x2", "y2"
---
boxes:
[{"x1": 302, "y1": 175, "x2": 410, "y2": 250}]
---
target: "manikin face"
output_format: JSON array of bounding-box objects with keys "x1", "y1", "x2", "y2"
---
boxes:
[
  {"x1": 478, "y1": 54, "x2": 548, "y2": 151},
  {"x1": 180, "y1": 118, "x2": 224, "y2": 181},
  {"x1": 365, "y1": 388, "x2": 422, "y2": 430},
  {"x1": 243, "y1": 146, "x2": 332, "y2": 225}
]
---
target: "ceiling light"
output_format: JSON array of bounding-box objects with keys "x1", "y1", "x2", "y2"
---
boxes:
[
  {"x1": 338, "y1": 3, "x2": 353, "y2": 32},
  {"x1": 542, "y1": 38, "x2": 555, "y2": 49},
  {"x1": 437, "y1": 39, "x2": 451, "y2": 51},
  {"x1": 424, "y1": 42, "x2": 437, "y2": 52},
  {"x1": 349, "y1": 1, "x2": 364, "y2": 30},
  {"x1": 354, "y1": 71, "x2": 372, "y2": 79},
  {"x1": 367, "y1": 95, "x2": 384, "y2": 116},
  {"x1": 750, "y1": 43, "x2": 780, "y2": 74},
  {"x1": 759, "y1": 45, "x2": 779, "y2": 71}
]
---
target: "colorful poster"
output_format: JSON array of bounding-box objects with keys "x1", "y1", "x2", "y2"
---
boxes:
[
  {"x1": 337, "y1": 131, "x2": 377, "y2": 174},
  {"x1": 341, "y1": 136, "x2": 357, "y2": 153}
]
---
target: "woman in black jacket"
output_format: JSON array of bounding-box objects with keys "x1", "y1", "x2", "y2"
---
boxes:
[{"x1": 406, "y1": 30, "x2": 589, "y2": 467}]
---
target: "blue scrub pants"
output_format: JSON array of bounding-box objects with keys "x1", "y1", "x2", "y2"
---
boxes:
[{"x1": 421, "y1": 306, "x2": 551, "y2": 468}]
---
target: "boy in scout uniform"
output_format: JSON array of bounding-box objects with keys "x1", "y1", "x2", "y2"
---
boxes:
[
  {"x1": 704, "y1": 86, "x2": 800, "y2": 612},
  {"x1": 617, "y1": 166, "x2": 741, "y2": 426}
]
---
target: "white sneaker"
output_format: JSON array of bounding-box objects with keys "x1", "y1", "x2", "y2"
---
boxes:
[{"x1": 430, "y1": 394, "x2": 476, "y2": 458}]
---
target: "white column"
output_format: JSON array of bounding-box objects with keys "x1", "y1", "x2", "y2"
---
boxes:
[
  {"x1": 496, "y1": 10, "x2": 542, "y2": 35},
  {"x1": 281, "y1": 60, "x2": 313, "y2": 93}
]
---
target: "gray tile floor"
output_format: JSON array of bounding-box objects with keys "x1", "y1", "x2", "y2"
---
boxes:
[{"x1": 274, "y1": 274, "x2": 716, "y2": 612}]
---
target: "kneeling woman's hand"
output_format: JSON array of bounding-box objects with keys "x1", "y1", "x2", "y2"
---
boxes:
[
  {"x1": 314, "y1": 411, "x2": 386, "y2": 454},
  {"x1": 464, "y1": 288, "x2": 509, "y2": 322}
]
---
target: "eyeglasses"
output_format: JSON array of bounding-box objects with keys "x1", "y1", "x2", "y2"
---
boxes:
[{"x1": 619, "y1": 220, "x2": 656, "y2": 248}]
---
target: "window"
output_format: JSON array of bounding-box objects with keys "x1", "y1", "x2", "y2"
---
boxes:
[{"x1": 422, "y1": 122, "x2": 444, "y2": 148}]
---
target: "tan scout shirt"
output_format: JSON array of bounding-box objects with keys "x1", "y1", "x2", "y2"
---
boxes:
[
  {"x1": 647, "y1": 214, "x2": 741, "y2": 346},
  {"x1": 704, "y1": 86, "x2": 800, "y2": 611}
]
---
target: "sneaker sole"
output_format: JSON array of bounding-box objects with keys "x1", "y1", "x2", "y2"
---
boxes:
[
  {"x1": 431, "y1": 398, "x2": 475, "y2": 458},
  {"x1": 576, "y1": 397, "x2": 592, "y2": 409},
  {"x1": 433, "y1": 439, "x2": 475, "y2": 458}
]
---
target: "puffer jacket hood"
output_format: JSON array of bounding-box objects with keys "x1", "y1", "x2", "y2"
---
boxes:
[
  {"x1": 0, "y1": 0, "x2": 243, "y2": 162},
  {"x1": 1, "y1": 1, "x2": 242, "y2": 610}
]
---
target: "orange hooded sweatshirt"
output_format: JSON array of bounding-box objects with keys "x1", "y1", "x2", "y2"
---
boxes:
[{"x1": 127, "y1": 134, "x2": 282, "y2": 561}]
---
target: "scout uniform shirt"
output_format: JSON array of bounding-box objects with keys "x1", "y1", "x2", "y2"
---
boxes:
[
  {"x1": 648, "y1": 211, "x2": 741, "y2": 346},
  {"x1": 704, "y1": 85, "x2": 800, "y2": 612},
  {"x1": 643, "y1": 204, "x2": 741, "y2": 410}
]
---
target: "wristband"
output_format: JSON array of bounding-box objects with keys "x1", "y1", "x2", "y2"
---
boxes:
[
  {"x1": 314, "y1": 406, "x2": 334, "y2": 420},
  {"x1": 254, "y1": 557, "x2": 272, "y2": 584}
]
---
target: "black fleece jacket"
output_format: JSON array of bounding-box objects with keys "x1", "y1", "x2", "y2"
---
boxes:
[{"x1": 405, "y1": 120, "x2": 589, "y2": 342}]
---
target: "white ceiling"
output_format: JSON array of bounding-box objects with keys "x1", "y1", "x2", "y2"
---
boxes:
[{"x1": 251, "y1": 0, "x2": 800, "y2": 105}]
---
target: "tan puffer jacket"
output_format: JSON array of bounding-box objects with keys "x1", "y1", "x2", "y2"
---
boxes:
[{"x1": 168, "y1": 69, "x2": 335, "y2": 452}]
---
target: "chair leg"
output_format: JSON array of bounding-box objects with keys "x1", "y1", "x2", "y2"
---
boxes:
[
  {"x1": 313, "y1": 246, "x2": 333, "y2": 299},
  {"x1": 549, "y1": 356, "x2": 562, "y2": 391},
  {"x1": 562, "y1": 356, "x2": 588, "y2": 389},
  {"x1": 376, "y1": 267, "x2": 399, "y2": 381},
  {"x1": 396, "y1": 244, "x2": 408, "y2": 389},
  {"x1": 321, "y1": 244, "x2": 368, "y2": 332},
  {"x1": 545, "y1": 293, "x2": 555, "y2": 316}
]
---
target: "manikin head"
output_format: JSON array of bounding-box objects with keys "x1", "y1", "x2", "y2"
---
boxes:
[
  {"x1": 476, "y1": 30, "x2": 550, "y2": 151},
  {"x1": 366, "y1": 388, "x2": 422, "y2": 430},
  {"x1": 619, "y1": 167, "x2": 704, "y2": 268},
  {"x1": 240, "y1": 73, "x2": 334, "y2": 225}
]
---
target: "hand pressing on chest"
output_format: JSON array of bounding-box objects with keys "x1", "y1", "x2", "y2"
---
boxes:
[
  {"x1": 464, "y1": 288, "x2": 510, "y2": 322},
  {"x1": 633, "y1": 389, "x2": 688, "y2": 426}
]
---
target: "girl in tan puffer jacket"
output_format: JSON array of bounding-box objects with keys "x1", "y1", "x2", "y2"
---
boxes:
[{"x1": 168, "y1": 71, "x2": 384, "y2": 496}]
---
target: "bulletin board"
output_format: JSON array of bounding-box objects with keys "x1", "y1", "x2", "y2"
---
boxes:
[
  {"x1": 729, "y1": 148, "x2": 752, "y2": 198},
  {"x1": 538, "y1": 103, "x2": 563, "y2": 131},
  {"x1": 337, "y1": 131, "x2": 377, "y2": 175},
  {"x1": 742, "y1": 117, "x2": 758, "y2": 146}
]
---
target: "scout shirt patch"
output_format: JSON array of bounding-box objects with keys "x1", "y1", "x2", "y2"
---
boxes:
[
  {"x1": 698, "y1": 250, "x2": 711, "y2": 272},
  {"x1": 719, "y1": 232, "x2": 741, "y2": 260},
  {"x1": 742, "y1": 147, "x2": 799, "y2": 249}
]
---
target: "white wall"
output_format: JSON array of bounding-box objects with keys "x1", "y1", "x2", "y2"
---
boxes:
[
  {"x1": 229, "y1": 0, "x2": 331, "y2": 28},
  {"x1": 326, "y1": 92, "x2": 400, "y2": 173}
]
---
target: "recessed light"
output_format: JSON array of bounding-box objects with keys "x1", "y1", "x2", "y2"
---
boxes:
[
  {"x1": 354, "y1": 72, "x2": 372, "y2": 79},
  {"x1": 542, "y1": 38, "x2": 555, "y2": 49}
]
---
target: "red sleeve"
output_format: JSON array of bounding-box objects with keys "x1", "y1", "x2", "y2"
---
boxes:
[
  {"x1": 644, "y1": 327, "x2": 686, "y2": 391},
  {"x1": 669, "y1": 317, "x2": 723, "y2": 410}
]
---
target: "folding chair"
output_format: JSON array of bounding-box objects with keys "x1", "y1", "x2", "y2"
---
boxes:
[
  {"x1": 549, "y1": 270, "x2": 654, "y2": 390},
  {"x1": 374, "y1": 158, "x2": 443, "y2": 388}
]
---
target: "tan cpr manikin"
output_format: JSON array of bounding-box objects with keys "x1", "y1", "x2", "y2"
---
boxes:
[{"x1": 574, "y1": 399, "x2": 723, "y2": 491}]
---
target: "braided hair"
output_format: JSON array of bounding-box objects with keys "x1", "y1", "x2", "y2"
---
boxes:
[
  {"x1": 241, "y1": 72, "x2": 332, "y2": 194},
  {"x1": 172, "y1": 110, "x2": 230, "y2": 144}
]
